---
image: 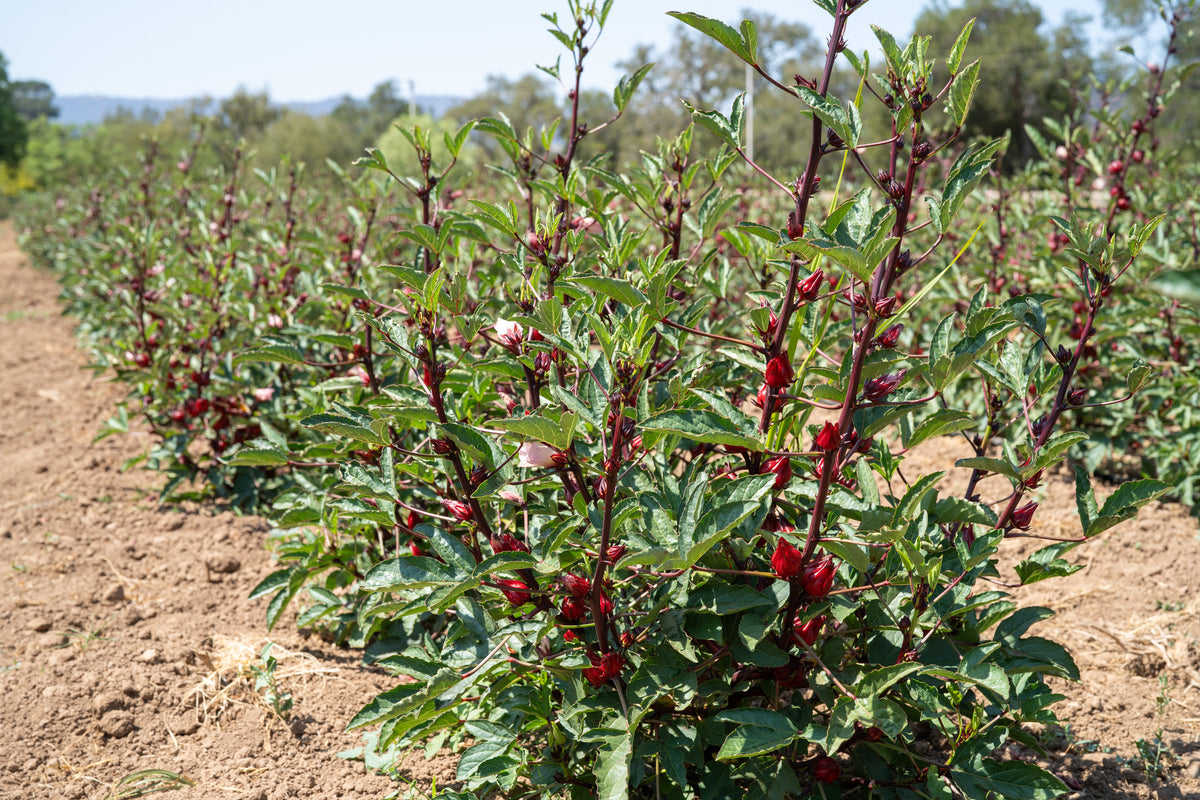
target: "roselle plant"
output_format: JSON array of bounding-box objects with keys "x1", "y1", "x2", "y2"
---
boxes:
[{"x1": 229, "y1": 2, "x2": 1181, "y2": 798}]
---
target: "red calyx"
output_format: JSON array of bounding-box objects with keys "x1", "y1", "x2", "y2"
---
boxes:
[
  {"x1": 876, "y1": 323, "x2": 903, "y2": 349},
  {"x1": 1010, "y1": 501, "x2": 1038, "y2": 531},
  {"x1": 490, "y1": 532, "x2": 530, "y2": 554},
  {"x1": 561, "y1": 573, "x2": 591, "y2": 598},
  {"x1": 863, "y1": 371, "x2": 904, "y2": 402},
  {"x1": 764, "y1": 355, "x2": 795, "y2": 390},
  {"x1": 794, "y1": 614, "x2": 826, "y2": 646},
  {"x1": 765, "y1": 456, "x2": 793, "y2": 491},
  {"x1": 814, "y1": 757, "x2": 841, "y2": 784},
  {"x1": 444, "y1": 500, "x2": 474, "y2": 523},
  {"x1": 583, "y1": 651, "x2": 625, "y2": 686},
  {"x1": 815, "y1": 421, "x2": 839, "y2": 453},
  {"x1": 560, "y1": 597, "x2": 586, "y2": 622},
  {"x1": 771, "y1": 537, "x2": 803, "y2": 580},
  {"x1": 801, "y1": 555, "x2": 836, "y2": 598},
  {"x1": 799, "y1": 270, "x2": 824, "y2": 301},
  {"x1": 496, "y1": 579, "x2": 531, "y2": 606}
]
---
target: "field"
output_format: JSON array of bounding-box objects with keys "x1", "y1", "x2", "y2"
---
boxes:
[{"x1": 2, "y1": 214, "x2": 1199, "y2": 798}]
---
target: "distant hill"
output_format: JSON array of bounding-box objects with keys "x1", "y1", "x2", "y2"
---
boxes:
[{"x1": 56, "y1": 94, "x2": 466, "y2": 127}]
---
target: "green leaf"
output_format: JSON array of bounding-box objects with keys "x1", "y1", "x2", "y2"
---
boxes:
[
  {"x1": 667, "y1": 12, "x2": 756, "y2": 64},
  {"x1": 235, "y1": 343, "x2": 307, "y2": 365},
  {"x1": 1085, "y1": 479, "x2": 1171, "y2": 537},
  {"x1": 360, "y1": 556, "x2": 458, "y2": 592},
  {"x1": 347, "y1": 667, "x2": 460, "y2": 730},
  {"x1": 946, "y1": 60, "x2": 981, "y2": 128},
  {"x1": 955, "y1": 456, "x2": 1018, "y2": 481},
  {"x1": 1014, "y1": 543, "x2": 1084, "y2": 585},
  {"x1": 797, "y1": 87, "x2": 861, "y2": 148},
  {"x1": 950, "y1": 759, "x2": 1065, "y2": 800},
  {"x1": 1073, "y1": 465, "x2": 1097, "y2": 533},
  {"x1": 224, "y1": 447, "x2": 289, "y2": 467},
  {"x1": 569, "y1": 275, "x2": 648, "y2": 309},
  {"x1": 594, "y1": 723, "x2": 633, "y2": 800},
  {"x1": 947, "y1": 18, "x2": 975, "y2": 73},
  {"x1": 302, "y1": 413, "x2": 390, "y2": 446},
  {"x1": 905, "y1": 409, "x2": 974, "y2": 450},
  {"x1": 614, "y1": 63, "x2": 654, "y2": 113},
  {"x1": 641, "y1": 409, "x2": 761, "y2": 451},
  {"x1": 716, "y1": 716, "x2": 798, "y2": 759},
  {"x1": 492, "y1": 411, "x2": 577, "y2": 451}
]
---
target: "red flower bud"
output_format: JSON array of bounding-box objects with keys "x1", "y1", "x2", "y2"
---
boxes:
[
  {"x1": 801, "y1": 555, "x2": 836, "y2": 598},
  {"x1": 496, "y1": 578, "x2": 531, "y2": 606},
  {"x1": 444, "y1": 500, "x2": 474, "y2": 523},
  {"x1": 563, "y1": 629, "x2": 579, "y2": 643},
  {"x1": 409, "y1": 540, "x2": 424, "y2": 557},
  {"x1": 765, "y1": 456, "x2": 793, "y2": 490},
  {"x1": 815, "y1": 421, "x2": 839, "y2": 452},
  {"x1": 583, "y1": 650, "x2": 625, "y2": 685},
  {"x1": 1132, "y1": 149, "x2": 1145, "y2": 163},
  {"x1": 794, "y1": 614, "x2": 826, "y2": 646},
  {"x1": 598, "y1": 589, "x2": 614, "y2": 616},
  {"x1": 1010, "y1": 501, "x2": 1038, "y2": 531},
  {"x1": 605, "y1": 544, "x2": 627, "y2": 562},
  {"x1": 873, "y1": 295, "x2": 897, "y2": 317},
  {"x1": 764, "y1": 355, "x2": 795, "y2": 390},
  {"x1": 799, "y1": 270, "x2": 824, "y2": 301},
  {"x1": 1067, "y1": 387, "x2": 1086, "y2": 406},
  {"x1": 431, "y1": 437, "x2": 455, "y2": 455},
  {"x1": 490, "y1": 532, "x2": 530, "y2": 554},
  {"x1": 406, "y1": 510, "x2": 422, "y2": 530},
  {"x1": 863, "y1": 371, "x2": 904, "y2": 402},
  {"x1": 561, "y1": 573, "x2": 591, "y2": 598},
  {"x1": 814, "y1": 757, "x2": 841, "y2": 784},
  {"x1": 1108, "y1": 159, "x2": 1124, "y2": 175},
  {"x1": 771, "y1": 537, "x2": 803, "y2": 579},
  {"x1": 876, "y1": 323, "x2": 903, "y2": 349},
  {"x1": 560, "y1": 597, "x2": 586, "y2": 622}
]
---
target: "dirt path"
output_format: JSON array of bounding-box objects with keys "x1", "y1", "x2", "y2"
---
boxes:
[
  {"x1": 0, "y1": 222, "x2": 455, "y2": 799},
  {"x1": 2, "y1": 219, "x2": 1199, "y2": 799}
]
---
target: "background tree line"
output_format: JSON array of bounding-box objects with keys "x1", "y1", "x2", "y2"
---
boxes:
[{"x1": 1, "y1": 0, "x2": 1195, "y2": 201}]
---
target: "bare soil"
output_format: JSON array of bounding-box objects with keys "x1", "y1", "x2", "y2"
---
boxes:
[{"x1": 1, "y1": 220, "x2": 1199, "y2": 799}]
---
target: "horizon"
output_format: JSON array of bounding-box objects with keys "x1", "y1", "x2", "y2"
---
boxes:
[{"x1": 4, "y1": 1, "x2": 1110, "y2": 105}]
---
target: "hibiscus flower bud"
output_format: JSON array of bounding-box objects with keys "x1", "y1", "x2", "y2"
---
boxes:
[
  {"x1": 799, "y1": 270, "x2": 825, "y2": 301},
  {"x1": 517, "y1": 441, "x2": 567, "y2": 469},
  {"x1": 560, "y1": 597, "x2": 586, "y2": 622},
  {"x1": 794, "y1": 614, "x2": 826, "y2": 646},
  {"x1": 444, "y1": 499, "x2": 474, "y2": 523},
  {"x1": 584, "y1": 650, "x2": 625, "y2": 686},
  {"x1": 1010, "y1": 501, "x2": 1038, "y2": 531},
  {"x1": 490, "y1": 532, "x2": 530, "y2": 554},
  {"x1": 815, "y1": 421, "x2": 839, "y2": 452},
  {"x1": 814, "y1": 757, "x2": 841, "y2": 784},
  {"x1": 409, "y1": 540, "x2": 424, "y2": 557},
  {"x1": 1067, "y1": 387, "x2": 1087, "y2": 406},
  {"x1": 592, "y1": 476, "x2": 609, "y2": 500},
  {"x1": 765, "y1": 456, "x2": 793, "y2": 490},
  {"x1": 876, "y1": 323, "x2": 903, "y2": 349},
  {"x1": 771, "y1": 538, "x2": 803, "y2": 579},
  {"x1": 863, "y1": 371, "x2": 904, "y2": 402},
  {"x1": 873, "y1": 295, "x2": 897, "y2": 317},
  {"x1": 563, "y1": 629, "x2": 579, "y2": 643},
  {"x1": 406, "y1": 510, "x2": 422, "y2": 530},
  {"x1": 561, "y1": 573, "x2": 591, "y2": 598},
  {"x1": 604, "y1": 544, "x2": 627, "y2": 562},
  {"x1": 764, "y1": 355, "x2": 795, "y2": 390},
  {"x1": 469, "y1": 465, "x2": 488, "y2": 486},
  {"x1": 431, "y1": 437, "x2": 456, "y2": 455},
  {"x1": 598, "y1": 589, "x2": 614, "y2": 616},
  {"x1": 496, "y1": 579, "x2": 531, "y2": 606},
  {"x1": 801, "y1": 555, "x2": 836, "y2": 598}
]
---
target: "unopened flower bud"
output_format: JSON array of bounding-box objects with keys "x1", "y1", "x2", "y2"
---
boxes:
[
  {"x1": 764, "y1": 355, "x2": 795, "y2": 390},
  {"x1": 863, "y1": 371, "x2": 904, "y2": 402},
  {"x1": 814, "y1": 757, "x2": 841, "y2": 784},
  {"x1": 496, "y1": 579, "x2": 531, "y2": 606},
  {"x1": 765, "y1": 456, "x2": 793, "y2": 490},
  {"x1": 799, "y1": 270, "x2": 824, "y2": 301},
  {"x1": 1010, "y1": 501, "x2": 1038, "y2": 531},
  {"x1": 771, "y1": 538, "x2": 803, "y2": 579},
  {"x1": 444, "y1": 500, "x2": 474, "y2": 523},
  {"x1": 876, "y1": 323, "x2": 903, "y2": 349},
  {"x1": 801, "y1": 555, "x2": 836, "y2": 598},
  {"x1": 815, "y1": 421, "x2": 839, "y2": 452},
  {"x1": 794, "y1": 614, "x2": 826, "y2": 646}
]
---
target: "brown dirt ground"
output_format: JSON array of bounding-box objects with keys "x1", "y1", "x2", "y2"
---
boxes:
[{"x1": 2, "y1": 219, "x2": 1199, "y2": 799}]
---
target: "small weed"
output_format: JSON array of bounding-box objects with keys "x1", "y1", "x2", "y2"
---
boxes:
[
  {"x1": 249, "y1": 642, "x2": 293, "y2": 721},
  {"x1": 10, "y1": 561, "x2": 28, "y2": 573},
  {"x1": 1154, "y1": 599, "x2": 1185, "y2": 612},
  {"x1": 1133, "y1": 675, "x2": 1174, "y2": 782},
  {"x1": 101, "y1": 768, "x2": 194, "y2": 799},
  {"x1": 63, "y1": 616, "x2": 117, "y2": 652}
]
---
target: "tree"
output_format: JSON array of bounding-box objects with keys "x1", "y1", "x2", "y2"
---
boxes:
[
  {"x1": 218, "y1": 87, "x2": 279, "y2": 141},
  {"x1": 0, "y1": 52, "x2": 28, "y2": 168},
  {"x1": 12, "y1": 80, "x2": 57, "y2": 121},
  {"x1": 915, "y1": 0, "x2": 1093, "y2": 164}
]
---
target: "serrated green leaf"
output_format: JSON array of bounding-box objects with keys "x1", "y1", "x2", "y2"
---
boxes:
[{"x1": 641, "y1": 409, "x2": 761, "y2": 451}]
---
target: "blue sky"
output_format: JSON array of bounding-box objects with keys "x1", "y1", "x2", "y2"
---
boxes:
[{"x1": 4, "y1": 1, "x2": 1110, "y2": 101}]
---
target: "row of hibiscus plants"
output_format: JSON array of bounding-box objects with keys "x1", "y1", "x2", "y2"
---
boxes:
[{"x1": 17, "y1": 0, "x2": 1197, "y2": 797}]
